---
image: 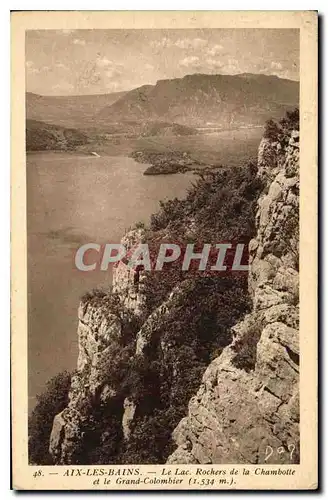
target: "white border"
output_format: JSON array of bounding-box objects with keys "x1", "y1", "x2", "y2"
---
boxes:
[{"x1": 3, "y1": 3, "x2": 324, "y2": 498}]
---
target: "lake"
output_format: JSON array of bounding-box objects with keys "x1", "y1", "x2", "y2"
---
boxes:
[{"x1": 27, "y1": 153, "x2": 196, "y2": 407}]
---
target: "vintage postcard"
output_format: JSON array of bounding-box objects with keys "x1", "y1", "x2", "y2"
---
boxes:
[{"x1": 11, "y1": 11, "x2": 317, "y2": 490}]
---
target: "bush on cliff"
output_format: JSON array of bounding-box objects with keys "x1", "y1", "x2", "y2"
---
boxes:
[
  {"x1": 263, "y1": 108, "x2": 299, "y2": 143},
  {"x1": 231, "y1": 319, "x2": 263, "y2": 372},
  {"x1": 28, "y1": 371, "x2": 71, "y2": 465},
  {"x1": 80, "y1": 288, "x2": 142, "y2": 345},
  {"x1": 145, "y1": 161, "x2": 262, "y2": 312},
  {"x1": 119, "y1": 275, "x2": 251, "y2": 463},
  {"x1": 76, "y1": 396, "x2": 125, "y2": 465}
]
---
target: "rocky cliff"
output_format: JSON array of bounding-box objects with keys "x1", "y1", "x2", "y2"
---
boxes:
[
  {"x1": 49, "y1": 229, "x2": 147, "y2": 464},
  {"x1": 48, "y1": 118, "x2": 299, "y2": 465},
  {"x1": 167, "y1": 130, "x2": 299, "y2": 464}
]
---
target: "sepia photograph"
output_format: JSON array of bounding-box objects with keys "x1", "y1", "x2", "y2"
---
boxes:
[{"x1": 11, "y1": 10, "x2": 317, "y2": 490}]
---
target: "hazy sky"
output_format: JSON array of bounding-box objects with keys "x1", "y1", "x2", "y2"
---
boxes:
[{"x1": 26, "y1": 29, "x2": 299, "y2": 96}]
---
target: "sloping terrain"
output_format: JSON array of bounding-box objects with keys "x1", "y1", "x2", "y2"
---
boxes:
[
  {"x1": 26, "y1": 119, "x2": 89, "y2": 151},
  {"x1": 26, "y1": 91, "x2": 126, "y2": 128}
]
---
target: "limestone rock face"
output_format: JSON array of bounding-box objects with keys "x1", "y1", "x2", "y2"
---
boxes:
[
  {"x1": 122, "y1": 398, "x2": 136, "y2": 440},
  {"x1": 112, "y1": 228, "x2": 147, "y2": 317},
  {"x1": 167, "y1": 130, "x2": 299, "y2": 465},
  {"x1": 49, "y1": 301, "x2": 121, "y2": 464},
  {"x1": 135, "y1": 280, "x2": 193, "y2": 356}
]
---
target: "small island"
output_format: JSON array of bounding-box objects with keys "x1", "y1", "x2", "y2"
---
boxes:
[{"x1": 130, "y1": 150, "x2": 211, "y2": 175}]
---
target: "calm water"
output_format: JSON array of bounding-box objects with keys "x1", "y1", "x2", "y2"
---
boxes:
[{"x1": 27, "y1": 154, "x2": 195, "y2": 406}]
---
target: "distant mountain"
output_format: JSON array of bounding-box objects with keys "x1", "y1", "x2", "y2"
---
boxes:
[
  {"x1": 26, "y1": 119, "x2": 89, "y2": 151},
  {"x1": 98, "y1": 73, "x2": 299, "y2": 127},
  {"x1": 140, "y1": 121, "x2": 197, "y2": 137},
  {"x1": 26, "y1": 91, "x2": 126, "y2": 128}
]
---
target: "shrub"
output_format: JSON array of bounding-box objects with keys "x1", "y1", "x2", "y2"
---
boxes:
[
  {"x1": 75, "y1": 396, "x2": 124, "y2": 465},
  {"x1": 117, "y1": 274, "x2": 252, "y2": 464},
  {"x1": 231, "y1": 320, "x2": 263, "y2": 372},
  {"x1": 264, "y1": 108, "x2": 299, "y2": 145},
  {"x1": 144, "y1": 162, "x2": 263, "y2": 312},
  {"x1": 80, "y1": 288, "x2": 142, "y2": 343},
  {"x1": 80, "y1": 287, "x2": 107, "y2": 303},
  {"x1": 263, "y1": 119, "x2": 281, "y2": 141},
  {"x1": 119, "y1": 409, "x2": 177, "y2": 464},
  {"x1": 281, "y1": 108, "x2": 299, "y2": 133},
  {"x1": 28, "y1": 371, "x2": 71, "y2": 465}
]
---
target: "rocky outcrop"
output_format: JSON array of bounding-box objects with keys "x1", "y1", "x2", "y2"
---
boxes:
[
  {"x1": 112, "y1": 228, "x2": 147, "y2": 317},
  {"x1": 49, "y1": 229, "x2": 146, "y2": 464},
  {"x1": 122, "y1": 398, "x2": 136, "y2": 440},
  {"x1": 49, "y1": 300, "x2": 122, "y2": 464},
  {"x1": 167, "y1": 130, "x2": 299, "y2": 465},
  {"x1": 49, "y1": 125, "x2": 299, "y2": 466}
]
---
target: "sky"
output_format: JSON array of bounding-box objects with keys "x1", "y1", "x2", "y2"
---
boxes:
[{"x1": 26, "y1": 29, "x2": 299, "y2": 96}]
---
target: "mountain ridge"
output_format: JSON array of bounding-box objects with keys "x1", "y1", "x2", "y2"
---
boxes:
[
  {"x1": 99, "y1": 73, "x2": 299, "y2": 127},
  {"x1": 27, "y1": 72, "x2": 299, "y2": 130}
]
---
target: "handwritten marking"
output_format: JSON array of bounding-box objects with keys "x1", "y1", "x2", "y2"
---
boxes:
[{"x1": 264, "y1": 444, "x2": 296, "y2": 462}]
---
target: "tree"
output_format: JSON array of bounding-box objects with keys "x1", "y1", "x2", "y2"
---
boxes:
[{"x1": 263, "y1": 119, "x2": 280, "y2": 141}]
